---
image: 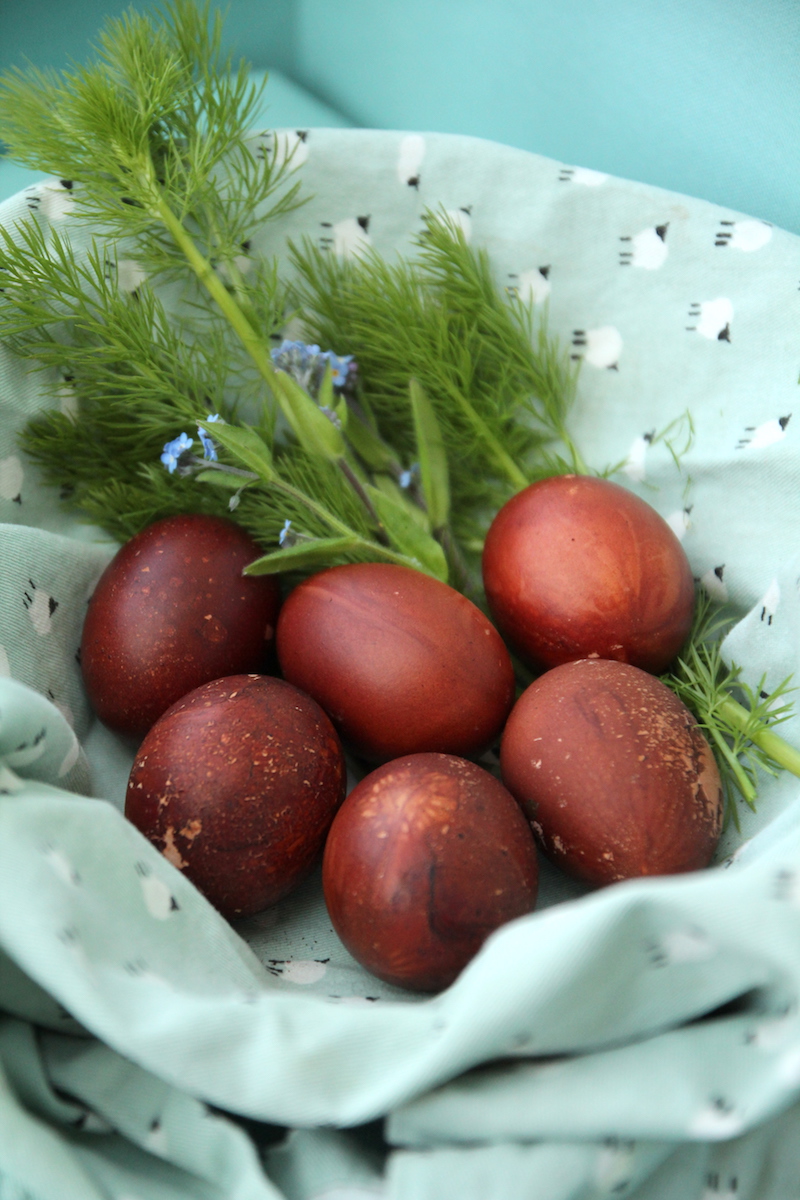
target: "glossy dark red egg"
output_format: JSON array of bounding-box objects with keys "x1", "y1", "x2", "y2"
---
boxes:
[
  {"x1": 276, "y1": 562, "x2": 515, "y2": 762},
  {"x1": 125, "y1": 674, "x2": 346, "y2": 918},
  {"x1": 323, "y1": 752, "x2": 539, "y2": 991},
  {"x1": 482, "y1": 475, "x2": 695, "y2": 674},
  {"x1": 81, "y1": 514, "x2": 281, "y2": 734},
  {"x1": 500, "y1": 658, "x2": 723, "y2": 885}
]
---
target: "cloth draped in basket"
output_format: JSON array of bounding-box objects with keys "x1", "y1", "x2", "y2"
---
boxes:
[{"x1": 2, "y1": 126, "x2": 800, "y2": 1200}]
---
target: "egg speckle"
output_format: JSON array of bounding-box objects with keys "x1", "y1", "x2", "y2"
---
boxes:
[
  {"x1": 501, "y1": 659, "x2": 723, "y2": 885},
  {"x1": 126, "y1": 675, "x2": 346, "y2": 918}
]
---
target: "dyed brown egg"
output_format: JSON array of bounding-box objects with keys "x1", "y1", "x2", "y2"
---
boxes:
[
  {"x1": 81, "y1": 514, "x2": 281, "y2": 734},
  {"x1": 125, "y1": 674, "x2": 346, "y2": 918},
  {"x1": 276, "y1": 563, "x2": 515, "y2": 762},
  {"x1": 322, "y1": 753, "x2": 539, "y2": 991},
  {"x1": 482, "y1": 474, "x2": 695, "y2": 674},
  {"x1": 500, "y1": 658, "x2": 723, "y2": 885}
]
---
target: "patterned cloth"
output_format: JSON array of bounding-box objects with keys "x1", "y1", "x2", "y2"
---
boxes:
[{"x1": 2, "y1": 127, "x2": 800, "y2": 1200}]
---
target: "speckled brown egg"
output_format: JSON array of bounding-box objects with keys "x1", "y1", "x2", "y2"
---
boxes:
[
  {"x1": 125, "y1": 674, "x2": 346, "y2": 918},
  {"x1": 81, "y1": 514, "x2": 281, "y2": 734},
  {"x1": 500, "y1": 658, "x2": 723, "y2": 885},
  {"x1": 276, "y1": 562, "x2": 515, "y2": 762},
  {"x1": 322, "y1": 753, "x2": 539, "y2": 991}
]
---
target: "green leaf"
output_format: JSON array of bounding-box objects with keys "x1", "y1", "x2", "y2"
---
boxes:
[
  {"x1": 408, "y1": 377, "x2": 450, "y2": 529},
  {"x1": 372, "y1": 473, "x2": 429, "y2": 528},
  {"x1": 317, "y1": 361, "x2": 350, "y2": 430},
  {"x1": 271, "y1": 369, "x2": 346, "y2": 461},
  {"x1": 333, "y1": 393, "x2": 349, "y2": 429},
  {"x1": 366, "y1": 484, "x2": 448, "y2": 581},
  {"x1": 197, "y1": 421, "x2": 273, "y2": 480},
  {"x1": 344, "y1": 412, "x2": 398, "y2": 472},
  {"x1": 194, "y1": 468, "x2": 251, "y2": 491},
  {"x1": 244, "y1": 535, "x2": 362, "y2": 574}
]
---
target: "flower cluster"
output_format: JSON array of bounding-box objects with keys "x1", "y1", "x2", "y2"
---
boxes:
[
  {"x1": 160, "y1": 431, "x2": 194, "y2": 474},
  {"x1": 160, "y1": 415, "x2": 222, "y2": 474},
  {"x1": 270, "y1": 339, "x2": 355, "y2": 396}
]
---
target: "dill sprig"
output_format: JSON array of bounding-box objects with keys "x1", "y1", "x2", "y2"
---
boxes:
[
  {"x1": 290, "y1": 215, "x2": 582, "y2": 535},
  {"x1": 0, "y1": 0, "x2": 302, "y2": 280},
  {"x1": 662, "y1": 590, "x2": 800, "y2": 821},
  {"x1": 0, "y1": 0, "x2": 450, "y2": 579}
]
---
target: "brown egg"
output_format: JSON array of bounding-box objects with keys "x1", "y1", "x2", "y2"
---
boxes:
[
  {"x1": 322, "y1": 753, "x2": 539, "y2": 992},
  {"x1": 81, "y1": 514, "x2": 281, "y2": 734},
  {"x1": 125, "y1": 674, "x2": 346, "y2": 918},
  {"x1": 276, "y1": 563, "x2": 515, "y2": 762},
  {"x1": 500, "y1": 658, "x2": 723, "y2": 885},
  {"x1": 482, "y1": 475, "x2": 695, "y2": 674}
]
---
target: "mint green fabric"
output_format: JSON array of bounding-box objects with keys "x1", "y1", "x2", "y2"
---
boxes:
[{"x1": 2, "y1": 126, "x2": 800, "y2": 1199}]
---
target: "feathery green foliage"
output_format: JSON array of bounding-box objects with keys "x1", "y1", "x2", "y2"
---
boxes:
[
  {"x1": 662, "y1": 590, "x2": 800, "y2": 825},
  {"x1": 0, "y1": 1, "x2": 451, "y2": 578},
  {"x1": 290, "y1": 213, "x2": 584, "y2": 553}
]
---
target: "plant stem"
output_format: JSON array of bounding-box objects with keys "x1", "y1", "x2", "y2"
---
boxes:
[
  {"x1": 438, "y1": 525, "x2": 479, "y2": 599},
  {"x1": 145, "y1": 175, "x2": 276, "y2": 383},
  {"x1": 442, "y1": 379, "x2": 529, "y2": 490},
  {"x1": 705, "y1": 720, "x2": 757, "y2": 808},
  {"x1": 336, "y1": 457, "x2": 387, "y2": 539},
  {"x1": 718, "y1": 695, "x2": 800, "y2": 778},
  {"x1": 561, "y1": 429, "x2": 590, "y2": 476}
]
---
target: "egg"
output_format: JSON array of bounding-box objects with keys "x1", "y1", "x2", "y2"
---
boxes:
[
  {"x1": 500, "y1": 658, "x2": 723, "y2": 885},
  {"x1": 125, "y1": 674, "x2": 346, "y2": 918},
  {"x1": 482, "y1": 475, "x2": 695, "y2": 674},
  {"x1": 81, "y1": 514, "x2": 281, "y2": 734},
  {"x1": 276, "y1": 562, "x2": 515, "y2": 762},
  {"x1": 322, "y1": 752, "x2": 539, "y2": 991}
]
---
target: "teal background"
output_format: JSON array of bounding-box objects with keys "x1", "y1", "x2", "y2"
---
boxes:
[{"x1": 1, "y1": 0, "x2": 799, "y2": 233}]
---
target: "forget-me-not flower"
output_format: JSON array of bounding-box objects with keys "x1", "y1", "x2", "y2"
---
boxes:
[
  {"x1": 320, "y1": 350, "x2": 354, "y2": 390},
  {"x1": 160, "y1": 432, "x2": 194, "y2": 474},
  {"x1": 197, "y1": 426, "x2": 218, "y2": 461},
  {"x1": 270, "y1": 339, "x2": 355, "y2": 396},
  {"x1": 399, "y1": 462, "x2": 420, "y2": 489}
]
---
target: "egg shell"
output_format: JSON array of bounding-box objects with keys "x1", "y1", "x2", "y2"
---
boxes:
[
  {"x1": 276, "y1": 562, "x2": 515, "y2": 762},
  {"x1": 322, "y1": 752, "x2": 539, "y2": 992},
  {"x1": 81, "y1": 514, "x2": 281, "y2": 734},
  {"x1": 500, "y1": 658, "x2": 723, "y2": 885},
  {"x1": 125, "y1": 674, "x2": 346, "y2": 918},
  {"x1": 482, "y1": 475, "x2": 695, "y2": 674}
]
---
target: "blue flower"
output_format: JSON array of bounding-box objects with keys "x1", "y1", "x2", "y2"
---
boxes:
[
  {"x1": 399, "y1": 462, "x2": 420, "y2": 489},
  {"x1": 278, "y1": 519, "x2": 293, "y2": 547},
  {"x1": 197, "y1": 426, "x2": 218, "y2": 461},
  {"x1": 160, "y1": 432, "x2": 194, "y2": 474},
  {"x1": 270, "y1": 340, "x2": 355, "y2": 396},
  {"x1": 271, "y1": 340, "x2": 320, "y2": 371},
  {"x1": 321, "y1": 351, "x2": 354, "y2": 390},
  {"x1": 205, "y1": 413, "x2": 224, "y2": 423}
]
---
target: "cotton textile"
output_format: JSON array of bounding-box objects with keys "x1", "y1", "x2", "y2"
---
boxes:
[{"x1": 2, "y1": 127, "x2": 800, "y2": 1199}]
